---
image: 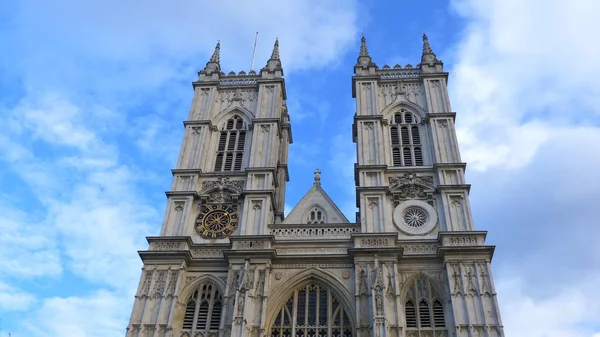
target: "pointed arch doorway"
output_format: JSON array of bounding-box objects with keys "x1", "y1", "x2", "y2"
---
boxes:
[{"x1": 269, "y1": 282, "x2": 354, "y2": 337}]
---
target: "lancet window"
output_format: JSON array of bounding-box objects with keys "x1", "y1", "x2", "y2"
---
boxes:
[
  {"x1": 404, "y1": 276, "x2": 446, "y2": 333},
  {"x1": 390, "y1": 110, "x2": 423, "y2": 167},
  {"x1": 271, "y1": 283, "x2": 353, "y2": 337},
  {"x1": 182, "y1": 281, "x2": 223, "y2": 334},
  {"x1": 214, "y1": 115, "x2": 247, "y2": 172}
]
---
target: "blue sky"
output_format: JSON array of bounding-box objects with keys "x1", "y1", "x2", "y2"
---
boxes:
[{"x1": 1, "y1": 0, "x2": 600, "y2": 336}]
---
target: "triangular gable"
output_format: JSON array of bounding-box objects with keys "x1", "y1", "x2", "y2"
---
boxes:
[{"x1": 283, "y1": 182, "x2": 350, "y2": 224}]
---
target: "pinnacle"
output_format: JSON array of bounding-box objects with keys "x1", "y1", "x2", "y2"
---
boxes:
[
  {"x1": 270, "y1": 38, "x2": 280, "y2": 60},
  {"x1": 210, "y1": 41, "x2": 221, "y2": 63},
  {"x1": 422, "y1": 33, "x2": 433, "y2": 55},
  {"x1": 360, "y1": 34, "x2": 370, "y2": 57}
]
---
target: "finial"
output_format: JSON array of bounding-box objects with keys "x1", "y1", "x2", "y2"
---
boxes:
[
  {"x1": 314, "y1": 168, "x2": 321, "y2": 184},
  {"x1": 360, "y1": 34, "x2": 370, "y2": 57},
  {"x1": 422, "y1": 33, "x2": 432, "y2": 55},
  {"x1": 211, "y1": 41, "x2": 221, "y2": 63},
  {"x1": 271, "y1": 38, "x2": 280, "y2": 60}
]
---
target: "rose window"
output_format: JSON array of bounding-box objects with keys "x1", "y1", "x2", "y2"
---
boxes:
[{"x1": 403, "y1": 207, "x2": 428, "y2": 227}]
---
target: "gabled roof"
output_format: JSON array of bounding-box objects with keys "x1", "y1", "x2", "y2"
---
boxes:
[{"x1": 283, "y1": 180, "x2": 350, "y2": 224}]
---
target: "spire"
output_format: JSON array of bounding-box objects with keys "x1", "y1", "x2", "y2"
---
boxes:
[
  {"x1": 420, "y1": 33, "x2": 440, "y2": 66},
  {"x1": 356, "y1": 34, "x2": 375, "y2": 68},
  {"x1": 263, "y1": 38, "x2": 283, "y2": 75},
  {"x1": 422, "y1": 33, "x2": 433, "y2": 54},
  {"x1": 211, "y1": 41, "x2": 221, "y2": 62},
  {"x1": 360, "y1": 35, "x2": 369, "y2": 57},
  {"x1": 271, "y1": 38, "x2": 280, "y2": 60},
  {"x1": 203, "y1": 40, "x2": 221, "y2": 74}
]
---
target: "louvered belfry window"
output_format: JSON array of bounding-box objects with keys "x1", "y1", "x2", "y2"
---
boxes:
[
  {"x1": 390, "y1": 110, "x2": 423, "y2": 167},
  {"x1": 271, "y1": 283, "x2": 353, "y2": 337},
  {"x1": 214, "y1": 115, "x2": 247, "y2": 172},
  {"x1": 404, "y1": 276, "x2": 446, "y2": 332},
  {"x1": 182, "y1": 282, "x2": 223, "y2": 333}
]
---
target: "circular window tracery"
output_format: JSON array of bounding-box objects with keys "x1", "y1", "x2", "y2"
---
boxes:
[
  {"x1": 403, "y1": 207, "x2": 428, "y2": 227},
  {"x1": 393, "y1": 200, "x2": 438, "y2": 235}
]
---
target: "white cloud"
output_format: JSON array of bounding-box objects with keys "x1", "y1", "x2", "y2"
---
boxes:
[
  {"x1": 23, "y1": 290, "x2": 129, "y2": 337},
  {"x1": 449, "y1": 0, "x2": 600, "y2": 335},
  {"x1": 0, "y1": 281, "x2": 36, "y2": 312}
]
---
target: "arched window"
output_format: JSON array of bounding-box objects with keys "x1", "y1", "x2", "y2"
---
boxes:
[
  {"x1": 271, "y1": 283, "x2": 353, "y2": 337},
  {"x1": 390, "y1": 110, "x2": 423, "y2": 167},
  {"x1": 305, "y1": 206, "x2": 326, "y2": 224},
  {"x1": 404, "y1": 276, "x2": 446, "y2": 332},
  {"x1": 214, "y1": 115, "x2": 247, "y2": 172},
  {"x1": 182, "y1": 282, "x2": 223, "y2": 334}
]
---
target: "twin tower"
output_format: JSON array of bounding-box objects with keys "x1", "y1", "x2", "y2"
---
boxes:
[{"x1": 126, "y1": 35, "x2": 505, "y2": 337}]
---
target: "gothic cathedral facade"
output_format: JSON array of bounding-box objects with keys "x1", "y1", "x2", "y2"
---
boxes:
[{"x1": 126, "y1": 35, "x2": 504, "y2": 337}]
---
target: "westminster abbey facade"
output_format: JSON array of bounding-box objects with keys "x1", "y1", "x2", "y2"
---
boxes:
[{"x1": 126, "y1": 35, "x2": 504, "y2": 337}]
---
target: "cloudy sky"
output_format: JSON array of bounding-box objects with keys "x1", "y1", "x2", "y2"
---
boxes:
[{"x1": 1, "y1": 0, "x2": 599, "y2": 336}]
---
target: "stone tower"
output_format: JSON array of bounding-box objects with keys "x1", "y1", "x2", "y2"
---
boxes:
[{"x1": 126, "y1": 35, "x2": 504, "y2": 337}]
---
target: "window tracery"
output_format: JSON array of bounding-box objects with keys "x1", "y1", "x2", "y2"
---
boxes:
[
  {"x1": 270, "y1": 283, "x2": 353, "y2": 337},
  {"x1": 305, "y1": 206, "x2": 326, "y2": 224},
  {"x1": 182, "y1": 281, "x2": 223, "y2": 334},
  {"x1": 390, "y1": 110, "x2": 423, "y2": 167},
  {"x1": 214, "y1": 115, "x2": 247, "y2": 172},
  {"x1": 404, "y1": 276, "x2": 446, "y2": 333}
]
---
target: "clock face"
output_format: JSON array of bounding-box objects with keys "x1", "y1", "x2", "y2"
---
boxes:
[{"x1": 195, "y1": 204, "x2": 238, "y2": 239}]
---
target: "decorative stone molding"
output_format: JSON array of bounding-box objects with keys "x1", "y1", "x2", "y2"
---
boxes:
[
  {"x1": 151, "y1": 241, "x2": 184, "y2": 251},
  {"x1": 234, "y1": 240, "x2": 265, "y2": 249},
  {"x1": 449, "y1": 236, "x2": 478, "y2": 246},
  {"x1": 190, "y1": 249, "x2": 223, "y2": 258},
  {"x1": 359, "y1": 237, "x2": 390, "y2": 247},
  {"x1": 403, "y1": 244, "x2": 437, "y2": 255},
  {"x1": 277, "y1": 248, "x2": 347, "y2": 255},
  {"x1": 270, "y1": 225, "x2": 359, "y2": 240}
]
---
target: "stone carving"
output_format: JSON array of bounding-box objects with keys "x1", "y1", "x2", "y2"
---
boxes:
[
  {"x1": 235, "y1": 240, "x2": 265, "y2": 249},
  {"x1": 465, "y1": 265, "x2": 478, "y2": 294},
  {"x1": 214, "y1": 88, "x2": 258, "y2": 110},
  {"x1": 386, "y1": 265, "x2": 395, "y2": 296},
  {"x1": 367, "y1": 197, "x2": 379, "y2": 209},
  {"x1": 479, "y1": 263, "x2": 491, "y2": 294},
  {"x1": 389, "y1": 173, "x2": 435, "y2": 200},
  {"x1": 236, "y1": 292, "x2": 245, "y2": 317},
  {"x1": 449, "y1": 237, "x2": 478, "y2": 246},
  {"x1": 200, "y1": 176, "x2": 244, "y2": 204},
  {"x1": 274, "y1": 272, "x2": 282, "y2": 280},
  {"x1": 378, "y1": 82, "x2": 425, "y2": 109},
  {"x1": 358, "y1": 267, "x2": 368, "y2": 296},
  {"x1": 190, "y1": 249, "x2": 223, "y2": 258},
  {"x1": 404, "y1": 244, "x2": 437, "y2": 255},
  {"x1": 277, "y1": 248, "x2": 347, "y2": 254},
  {"x1": 166, "y1": 270, "x2": 178, "y2": 296},
  {"x1": 152, "y1": 241, "x2": 182, "y2": 251},
  {"x1": 360, "y1": 238, "x2": 389, "y2": 247},
  {"x1": 371, "y1": 257, "x2": 385, "y2": 316},
  {"x1": 152, "y1": 271, "x2": 167, "y2": 298},
  {"x1": 254, "y1": 270, "x2": 265, "y2": 296},
  {"x1": 451, "y1": 196, "x2": 463, "y2": 208},
  {"x1": 140, "y1": 269, "x2": 153, "y2": 296},
  {"x1": 452, "y1": 264, "x2": 462, "y2": 294},
  {"x1": 270, "y1": 226, "x2": 358, "y2": 239}
]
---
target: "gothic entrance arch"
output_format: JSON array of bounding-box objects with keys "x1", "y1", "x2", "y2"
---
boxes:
[{"x1": 269, "y1": 282, "x2": 354, "y2": 337}]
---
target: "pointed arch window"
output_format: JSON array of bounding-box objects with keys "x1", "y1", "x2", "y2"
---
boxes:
[
  {"x1": 404, "y1": 276, "x2": 446, "y2": 333},
  {"x1": 214, "y1": 115, "x2": 247, "y2": 172},
  {"x1": 390, "y1": 110, "x2": 423, "y2": 167},
  {"x1": 182, "y1": 281, "x2": 223, "y2": 334},
  {"x1": 270, "y1": 283, "x2": 353, "y2": 337},
  {"x1": 305, "y1": 206, "x2": 326, "y2": 224}
]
